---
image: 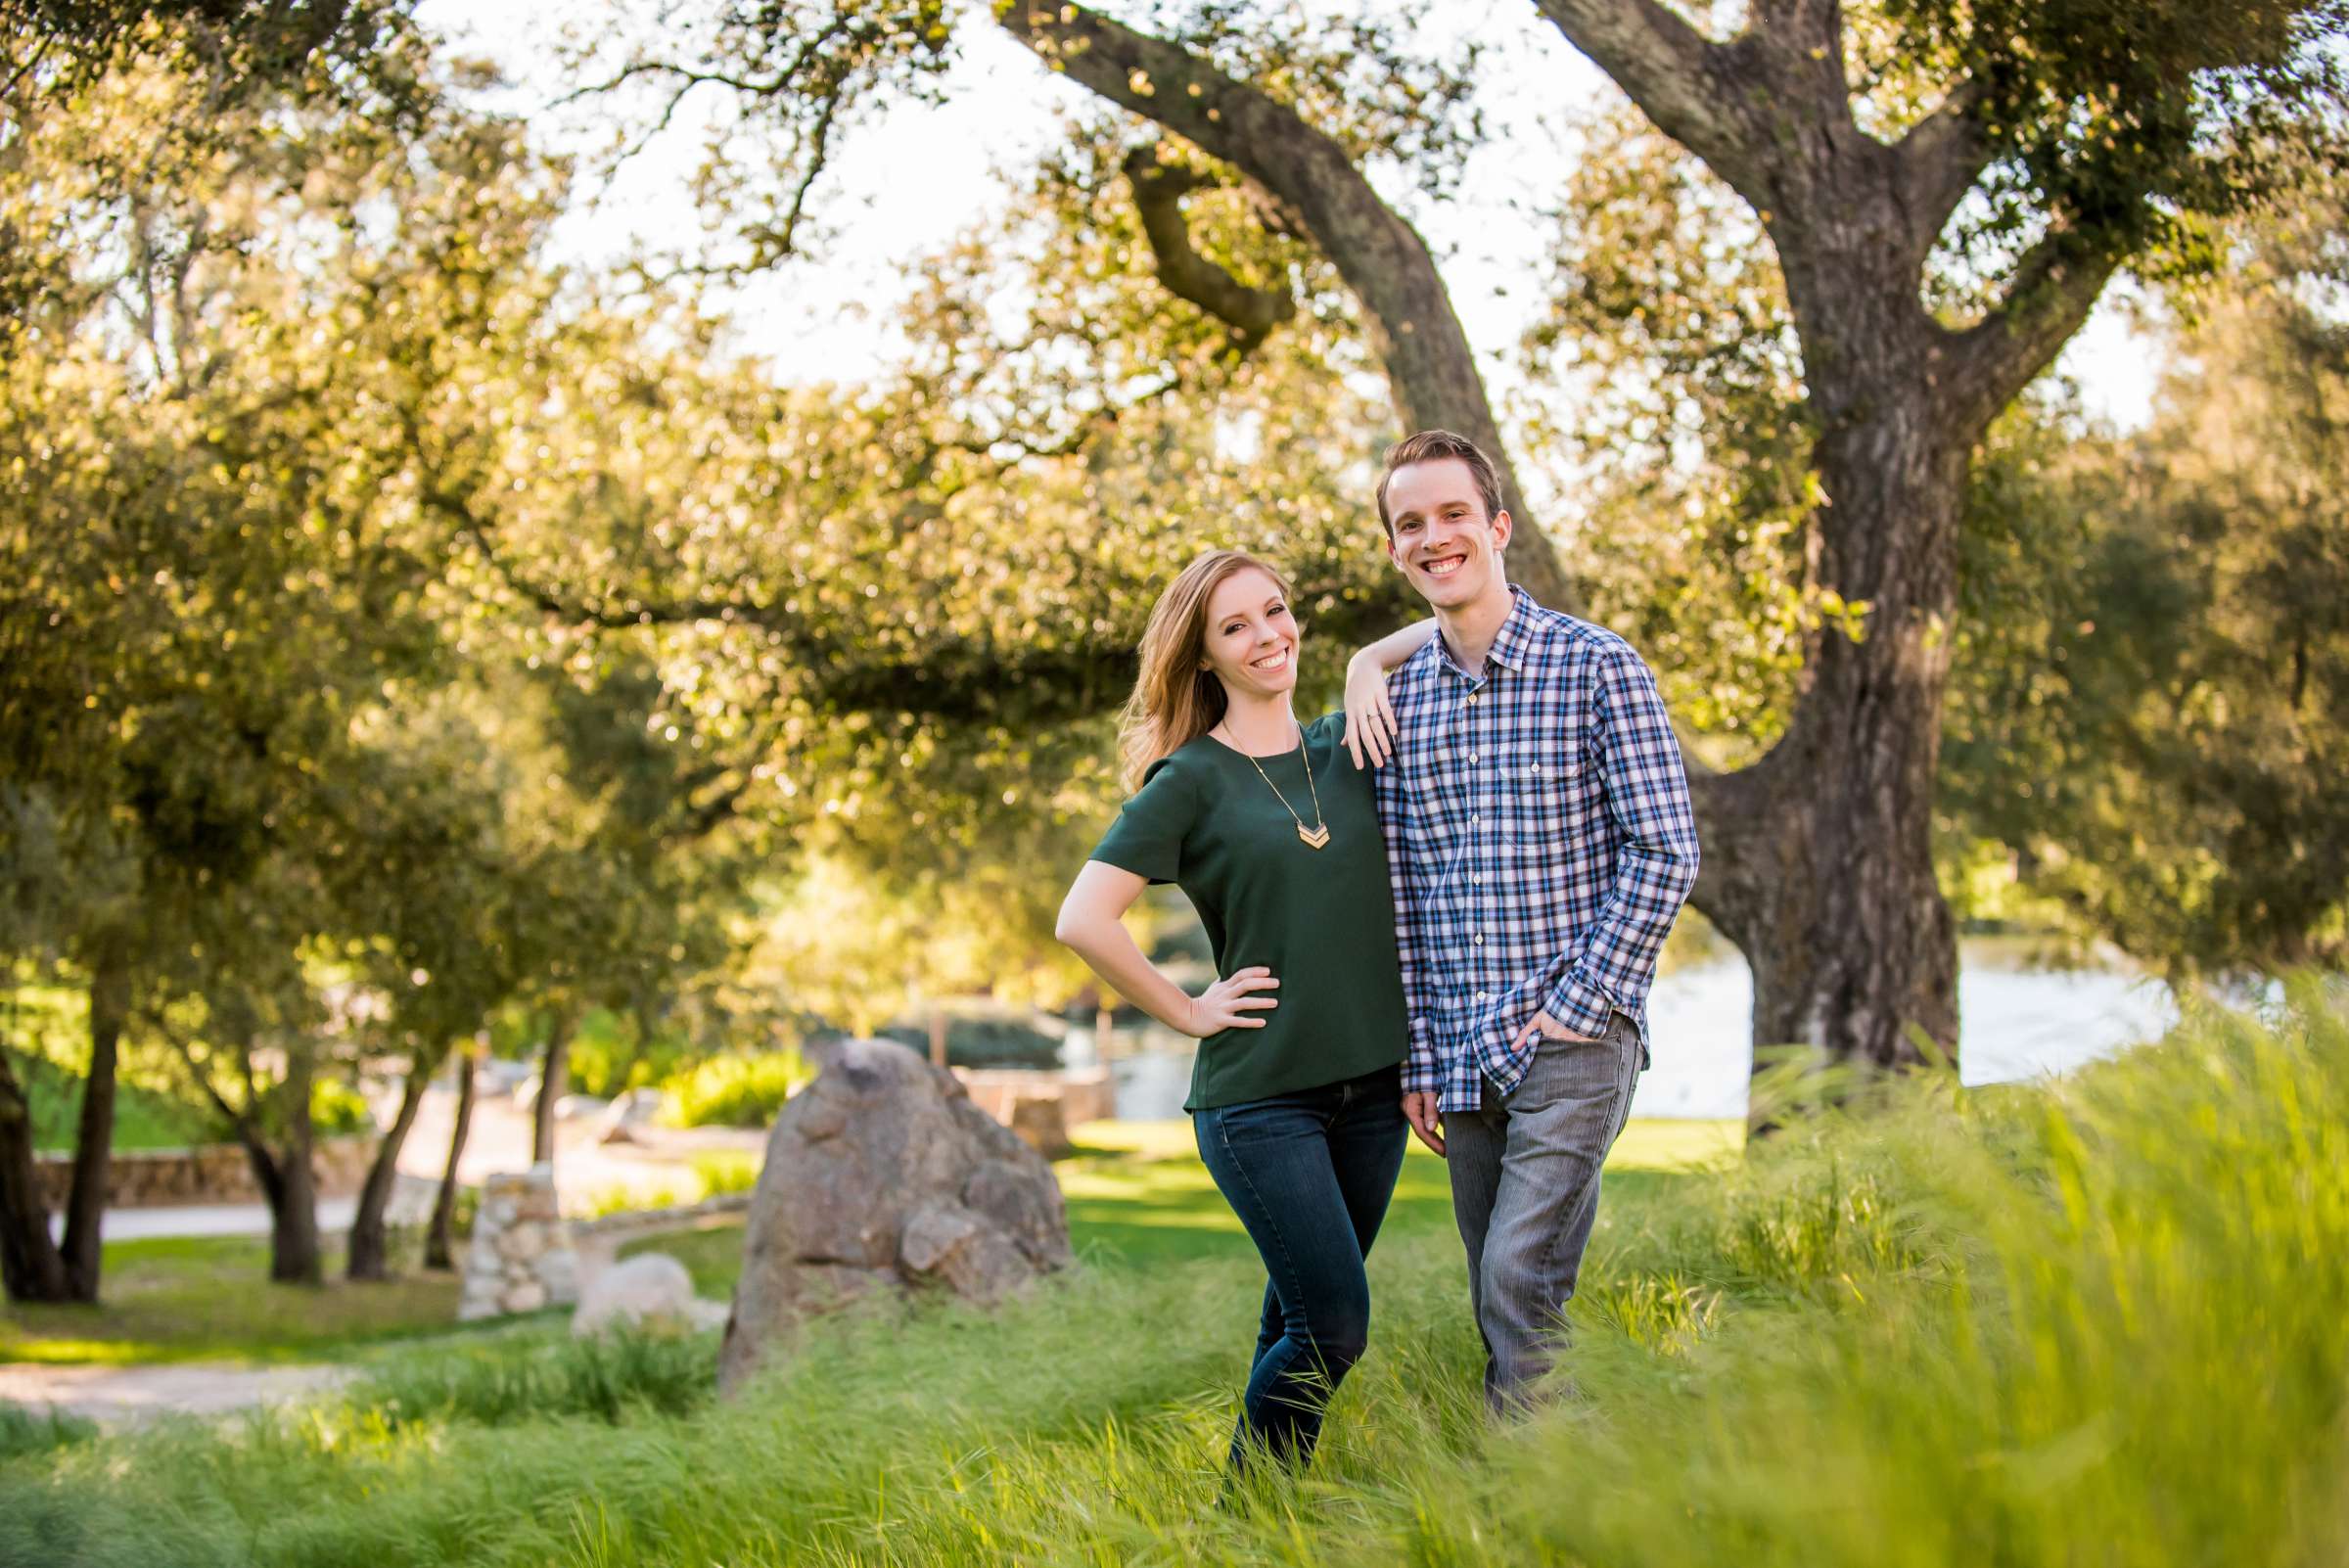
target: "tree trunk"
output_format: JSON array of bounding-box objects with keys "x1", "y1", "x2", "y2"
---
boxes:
[
  {"x1": 0, "y1": 1052, "x2": 69, "y2": 1303},
  {"x1": 58, "y1": 944, "x2": 127, "y2": 1302},
  {"x1": 253, "y1": 1141, "x2": 322, "y2": 1285},
  {"x1": 246, "y1": 1047, "x2": 322, "y2": 1285},
  {"x1": 531, "y1": 1011, "x2": 573, "y2": 1167},
  {"x1": 345, "y1": 1050, "x2": 434, "y2": 1282},
  {"x1": 424, "y1": 1044, "x2": 477, "y2": 1271},
  {"x1": 1694, "y1": 380, "x2": 1972, "y2": 1116}
]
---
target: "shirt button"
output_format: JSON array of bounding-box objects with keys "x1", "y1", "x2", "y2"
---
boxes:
[
  {"x1": 1473, "y1": 934, "x2": 1484, "y2": 945},
  {"x1": 1468, "y1": 753, "x2": 1479, "y2": 763}
]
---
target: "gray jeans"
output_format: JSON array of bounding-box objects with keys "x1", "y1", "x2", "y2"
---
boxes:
[{"x1": 1444, "y1": 1010, "x2": 1641, "y2": 1411}]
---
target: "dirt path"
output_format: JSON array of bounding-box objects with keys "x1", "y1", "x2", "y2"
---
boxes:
[{"x1": 0, "y1": 1360, "x2": 355, "y2": 1425}]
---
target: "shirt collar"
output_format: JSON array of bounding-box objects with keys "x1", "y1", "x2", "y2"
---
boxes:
[{"x1": 1433, "y1": 584, "x2": 1540, "y2": 678}]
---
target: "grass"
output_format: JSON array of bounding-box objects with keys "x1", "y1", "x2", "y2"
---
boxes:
[
  {"x1": 342, "y1": 1327, "x2": 712, "y2": 1430},
  {"x1": 0, "y1": 1403, "x2": 94, "y2": 1464},
  {"x1": 574, "y1": 1149, "x2": 763, "y2": 1221},
  {"x1": 0, "y1": 1235, "x2": 463, "y2": 1366},
  {"x1": 6, "y1": 987, "x2": 2344, "y2": 1567},
  {"x1": 1, "y1": 1119, "x2": 1734, "y2": 1364}
]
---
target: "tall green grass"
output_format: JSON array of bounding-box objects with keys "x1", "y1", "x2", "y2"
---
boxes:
[
  {"x1": 343, "y1": 1328, "x2": 713, "y2": 1430},
  {"x1": 0, "y1": 1404, "x2": 95, "y2": 1465},
  {"x1": 3, "y1": 984, "x2": 2343, "y2": 1567}
]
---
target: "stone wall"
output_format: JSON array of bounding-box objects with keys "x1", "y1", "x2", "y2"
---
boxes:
[
  {"x1": 458, "y1": 1165, "x2": 581, "y2": 1320},
  {"x1": 31, "y1": 1134, "x2": 375, "y2": 1210},
  {"x1": 952, "y1": 1067, "x2": 1116, "y2": 1158}
]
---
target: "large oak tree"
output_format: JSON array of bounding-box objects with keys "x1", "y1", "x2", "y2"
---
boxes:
[{"x1": 585, "y1": 0, "x2": 2345, "y2": 1077}]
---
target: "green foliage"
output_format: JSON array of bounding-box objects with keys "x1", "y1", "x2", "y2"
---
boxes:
[
  {"x1": 344, "y1": 1327, "x2": 713, "y2": 1431},
  {"x1": 1882, "y1": 0, "x2": 2349, "y2": 289},
  {"x1": 5, "y1": 988, "x2": 2346, "y2": 1565},
  {"x1": 686, "y1": 1149, "x2": 760, "y2": 1199},
  {"x1": 21, "y1": 1063, "x2": 218, "y2": 1155},
  {"x1": 307, "y1": 1081, "x2": 374, "y2": 1141},
  {"x1": 1519, "y1": 108, "x2": 1821, "y2": 758},
  {"x1": 655, "y1": 1050, "x2": 813, "y2": 1130},
  {"x1": 875, "y1": 1015, "x2": 1065, "y2": 1070},
  {"x1": 1943, "y1": 206, "x2": 2349, "y2": 974},
  {"x1": 0, "y1": 1402, "x2": 95, "y2": 1465}
]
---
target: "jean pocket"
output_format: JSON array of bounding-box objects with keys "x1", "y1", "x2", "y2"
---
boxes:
[{"x1": 1504, "y1": 1023, "x2": 1630, "y2": 1112}]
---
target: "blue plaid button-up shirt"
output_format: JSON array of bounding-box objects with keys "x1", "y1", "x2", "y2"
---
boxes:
[{"x1": 1374, "y1": 587, "x2": 1701, "y2": 1113}]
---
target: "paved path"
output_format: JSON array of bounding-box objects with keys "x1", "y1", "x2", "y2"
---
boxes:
[
  {"x1": 54, "y1": 1087, "x2": 763, "y2": 1243},
  {"x1": 10, "y1": 1086, "x2": 764, "y2": 1424},
  {"x1": 0, "y1": 1360, "x2": 355, "y2": 1424}
]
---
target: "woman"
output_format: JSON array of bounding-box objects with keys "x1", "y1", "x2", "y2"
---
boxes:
[{"x1": 1055, "y1": 549, "x2": 1412, "y2": 1473}]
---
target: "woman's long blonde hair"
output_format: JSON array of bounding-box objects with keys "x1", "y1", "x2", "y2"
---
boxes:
[{"x1": 1117, "y1": 549, "x2": 1295, "y2": 793}]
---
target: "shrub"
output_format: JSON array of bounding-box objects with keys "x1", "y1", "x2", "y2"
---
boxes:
[
  {"x1": 310, "y1": 1079, "x2": 374, "y2": 1138},
  {"x1": 687, "y1": 1149, "x2": 759, "y2": 1198},
  {"x1": 878, "y1": 1015, "x2": 1064, "y2": 1069},
  {"x1": 657, "y1": 1050, "x2": 810, "y2": 1129}
]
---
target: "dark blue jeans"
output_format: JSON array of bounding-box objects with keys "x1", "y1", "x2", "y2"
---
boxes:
[{"x1": 1192, "y1": 1063, "x2": 1408, "y2": 1469}]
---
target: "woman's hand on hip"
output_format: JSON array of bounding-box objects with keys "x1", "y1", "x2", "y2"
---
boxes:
[{"x1": 1184, "y1": 967, "x2": 1279, "y2": 1038}]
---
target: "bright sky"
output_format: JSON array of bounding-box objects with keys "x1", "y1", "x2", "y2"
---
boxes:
[{"x1": 412, "y1": 0, "x2": 2164, "y2": 432}]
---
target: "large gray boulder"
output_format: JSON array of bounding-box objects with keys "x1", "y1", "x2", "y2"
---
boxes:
[{"x1": 717, "y1": 1038, "x2": 1075, "y2": 1394}]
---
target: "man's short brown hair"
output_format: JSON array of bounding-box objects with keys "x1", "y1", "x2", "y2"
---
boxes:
[{"x1": 1375, "y1": 430, "x2": 1504, "y2": 541}]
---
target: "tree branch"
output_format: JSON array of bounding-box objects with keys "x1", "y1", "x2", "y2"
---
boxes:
[
  {"x1": 1893, "y1": 76, "x2": 1992, "y2": 262},
  {"x1": 996, "y1": 2, "x2": 1577, "y2": 611},
  {"x1": 1531, "y1": 0, "x2": 1786, "y2": 215},
  {"x1": 1942, "y1": 226, "x2": 2124, "y2": 433},
  {"x1": 1121, "y1": 146, "x2": 1293, "y2": 352}
]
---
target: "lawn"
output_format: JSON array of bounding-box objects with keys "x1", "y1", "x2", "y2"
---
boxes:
[
  {"x1": 2, "y1": 1119, "x2": 1736, "y2": 1365},
  {"x1": 628, "y1": 1118, "x2": 1737, "y2": 1290},
  {"x1": 6, "y1": 993, "x2": 2342, "y2": 1568},
  {"x1": 0, "y1": 1236, "x2": 465, "y2": 1366}
]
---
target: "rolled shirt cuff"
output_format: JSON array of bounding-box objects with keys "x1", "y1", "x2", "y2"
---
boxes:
[{"x1": 1543, "y1": 972, "x2": 1617, "y2": 1038}]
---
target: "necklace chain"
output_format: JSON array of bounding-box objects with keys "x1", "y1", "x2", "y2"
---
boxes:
[{"x1": 1221, "y1": 720, "x2": 1331, "y2": 850}]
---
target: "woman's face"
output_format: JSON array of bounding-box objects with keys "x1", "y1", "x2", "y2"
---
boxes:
[{"x1": 1198, "y1": 567, "x2": 1300, "y2": 702}]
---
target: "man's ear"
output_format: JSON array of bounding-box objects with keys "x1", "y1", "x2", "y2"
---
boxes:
[{"x1": 1490, "y1": 508, "x2": 1513, "y2": 552}]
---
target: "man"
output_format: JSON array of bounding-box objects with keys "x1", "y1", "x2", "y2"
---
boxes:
[{"x1": 1349, "y1": 429, "x2": 1700, "y2": 1411}]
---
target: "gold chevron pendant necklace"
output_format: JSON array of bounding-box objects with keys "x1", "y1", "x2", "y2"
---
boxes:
[{"x1": 1221, "y1": 718, "x2": 1331, "y2": 850}]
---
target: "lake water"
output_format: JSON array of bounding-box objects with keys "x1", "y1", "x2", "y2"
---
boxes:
[{"x1": 1076, "y1": 943, "x2": 2180, "y2": 1122}]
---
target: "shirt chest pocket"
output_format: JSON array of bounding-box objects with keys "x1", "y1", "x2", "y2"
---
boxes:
[{"x1": 1504, "y1": 756, "x2": 1582, "y2": 849}]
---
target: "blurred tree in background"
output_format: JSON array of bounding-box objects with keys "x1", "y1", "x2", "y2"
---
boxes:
[{"x1": 1945, "y1": 191, "x2": 2349, "y2": 976}]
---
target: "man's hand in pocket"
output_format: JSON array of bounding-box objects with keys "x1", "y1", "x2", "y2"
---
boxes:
[{"x1": 1510, "y1": 1009, "x2": 1598, "y2": 1054}]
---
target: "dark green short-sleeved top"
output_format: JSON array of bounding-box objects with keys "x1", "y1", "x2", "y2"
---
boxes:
[{"x1": 1089, "y1": 711, "x2": 1408, "y2": 1112}]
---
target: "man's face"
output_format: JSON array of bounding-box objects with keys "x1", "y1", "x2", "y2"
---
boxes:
[{"x1": 1384, "y1": 457, "x2": 1511, "y2": 610}]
